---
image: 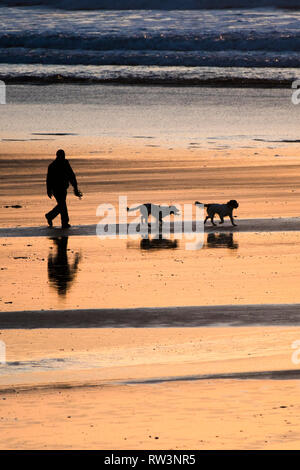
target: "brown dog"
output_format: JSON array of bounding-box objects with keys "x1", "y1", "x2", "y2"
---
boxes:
[{"x1": 195, "y1": 200, "x2": 239, "y2": 226}]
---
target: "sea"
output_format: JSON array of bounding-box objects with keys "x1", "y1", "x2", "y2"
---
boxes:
[{"x1": 0, "y1": 1, "x2": 300, "y2": 85}]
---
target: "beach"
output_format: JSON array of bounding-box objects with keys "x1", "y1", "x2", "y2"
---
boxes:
[
  {"x1": 1, "y1": 327, "x2": 300, "y2": 450},
  {"x1": 2, "y1": 83, "x2": 300, "y2": 230},
  {"x1": 2, "y1": 126, "x2": 300, "y2": 447},
  {"x1": 1, "y1": 2, "x2": 300, "y2": 448}
]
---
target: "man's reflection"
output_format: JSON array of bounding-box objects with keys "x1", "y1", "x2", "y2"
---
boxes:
[
  {"x1": 206, "y1": 233, "x2": 238, "y2": 249},
  {"x1": 48, "y1": 237, "x2": 81, "y2": 296}
]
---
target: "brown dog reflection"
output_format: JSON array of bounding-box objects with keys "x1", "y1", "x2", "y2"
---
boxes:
[{"x1": 206, "y1": 233, "x2": 238, "y2": 249}]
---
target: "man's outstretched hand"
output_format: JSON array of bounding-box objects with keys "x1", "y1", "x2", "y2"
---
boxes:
[{"x1": 74, "y1": 188, "x2": 83, "y2": 199}]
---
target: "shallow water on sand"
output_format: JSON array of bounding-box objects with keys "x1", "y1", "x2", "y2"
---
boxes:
[
  {"x1": 1, "y1": 85, "x2": 298, "y2": 147},
  {"x1": 1, "y1": 326, "x2": 300, "y2": 393}
]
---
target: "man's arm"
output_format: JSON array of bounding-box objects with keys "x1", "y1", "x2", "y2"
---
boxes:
[{"x1": 66, "y1": 160, "x2": 82, "y2": 198}]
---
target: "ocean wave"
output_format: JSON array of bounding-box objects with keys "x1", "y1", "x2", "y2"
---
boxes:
[
  {"x1": 1, "y1": 64, "x2": 299, "y2": 86},
  {"x1": 1, "y1": 31, "x2": 300, "y2": 53},
  {"x1": 0, "y1": 48, "x2": 299, "y2": 68},
  {"x1": 1, "y1": 5, "x2": 299, "y2": 70},
  {"x1": 1, "y1": 0, "x2": 300, "y2": 10}
]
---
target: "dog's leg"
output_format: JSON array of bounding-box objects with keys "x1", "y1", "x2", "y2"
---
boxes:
[
  {"x1": 140, "y1": 213, "x2": 148, "y2": 227},
  {"x1": 211, "y1": 215, "x2": 217, "y2": 226},
  {"x1": 146, "y1": 215, "x2": 153, "y2": 230},
  {"x1": 230, "y1": 214, "x2": 237, "y2": 226},
  {"x1": 204, "y1": 216, "x2": 209, "y2": 225},
  {"x1": 219, "y1": 216, "x2": 224, "y2": 224},
  {"x1": 159, "y1": 213, "x2": 163, "y2": 227}
]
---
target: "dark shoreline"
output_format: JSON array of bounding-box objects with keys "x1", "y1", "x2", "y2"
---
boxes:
[
  {"x1": 1, "y1": 368, "x2": 300, "y2": 396},
  {"x1": 1, "y1": 303, "x2": 300, "y2": 329},
  {"x1": 1, "y1": 217, "x2": 300, "y2": 237},
  {"x1": 1, "y1": 77, "x2": 293, "y2": 88}
]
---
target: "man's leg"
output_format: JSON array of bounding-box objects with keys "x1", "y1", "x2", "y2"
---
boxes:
[
  {"x1": 59, "y1": 193, "x2": 69, "y2": 227},
  {"x1": 46, "y1": 199, "x2": 61, "y2": 225},
  {"x1": 54, "y1": 190, "x2": 69, "y2": 227},
  {"x1": 48, "y1": 190, "x2": 69, "y2": 228}
]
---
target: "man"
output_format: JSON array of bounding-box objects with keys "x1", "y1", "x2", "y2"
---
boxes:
[{"x1": 45, "y1": 149, "x2": 82, "y2": 229}]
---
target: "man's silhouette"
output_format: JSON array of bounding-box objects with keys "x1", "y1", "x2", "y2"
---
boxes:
[{"x1": 45, "y1": 149, "x2": 82, "y2": 228}]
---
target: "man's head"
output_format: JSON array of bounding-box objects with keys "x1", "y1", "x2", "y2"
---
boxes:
[{"x1": 56, "y1": 149, "x2": 65, "y2": 161}]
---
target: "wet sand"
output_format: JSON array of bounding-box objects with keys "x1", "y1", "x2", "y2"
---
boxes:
[
  {"x1": 2, "y1": 377, "x2": 300, "y2": 450},
  {"x1": 1, "y1": 232, "x2": 300, "y2": 312},
  {"x1": 2, "y1": 304, "x2": 300, "y2": 329},
  {"x1": 1, "y1": 230, "x2": 300, "y2": 448},
  {"x1": 2, "y1": 140, "x2": 300, "y2": 449},
  {"x1": 2, "y1": 141, "x2": 300, "y2": 229},
  {"x1": 1, "y1": 327, "x2": 300, "y2": 449},
  {"x1": 1, "y1": 216, "x2": 300, "y2": 238}
]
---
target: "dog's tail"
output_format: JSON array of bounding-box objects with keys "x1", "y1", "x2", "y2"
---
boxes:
[
  {"x1": 194, "y1": 201, "x2": 209, "y2": 207},
  {"x1": 127, "y1": 205, "x2": 142, "y2": 212}
]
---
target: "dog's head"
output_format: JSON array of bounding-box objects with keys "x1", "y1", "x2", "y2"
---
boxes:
[
  {"x1": 227, "y1": 200, "x2": 239, "y2": 209},
  {"x1": 169, "y1": 205, "x2": 180, "y2": 216}
]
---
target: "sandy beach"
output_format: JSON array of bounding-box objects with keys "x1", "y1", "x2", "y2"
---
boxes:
[
  {"x1": 2, "y1": 138, "x2": 300, "y2": 449},
  {"x1": 1, "y1": 327, "x2": 300, "y2": 450},
  {"x1": 2, "y1": 376, "x2": 300, "y2": 450},
  {"x1": 2, "y1": 140, "x2": 300, "y2": 229},
  {"x1": 1, "y1": 82, "x2": 300, "y2": 450},
  {"x1": 2, "y1": 0, "x2": 300, "y2": 453}
]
